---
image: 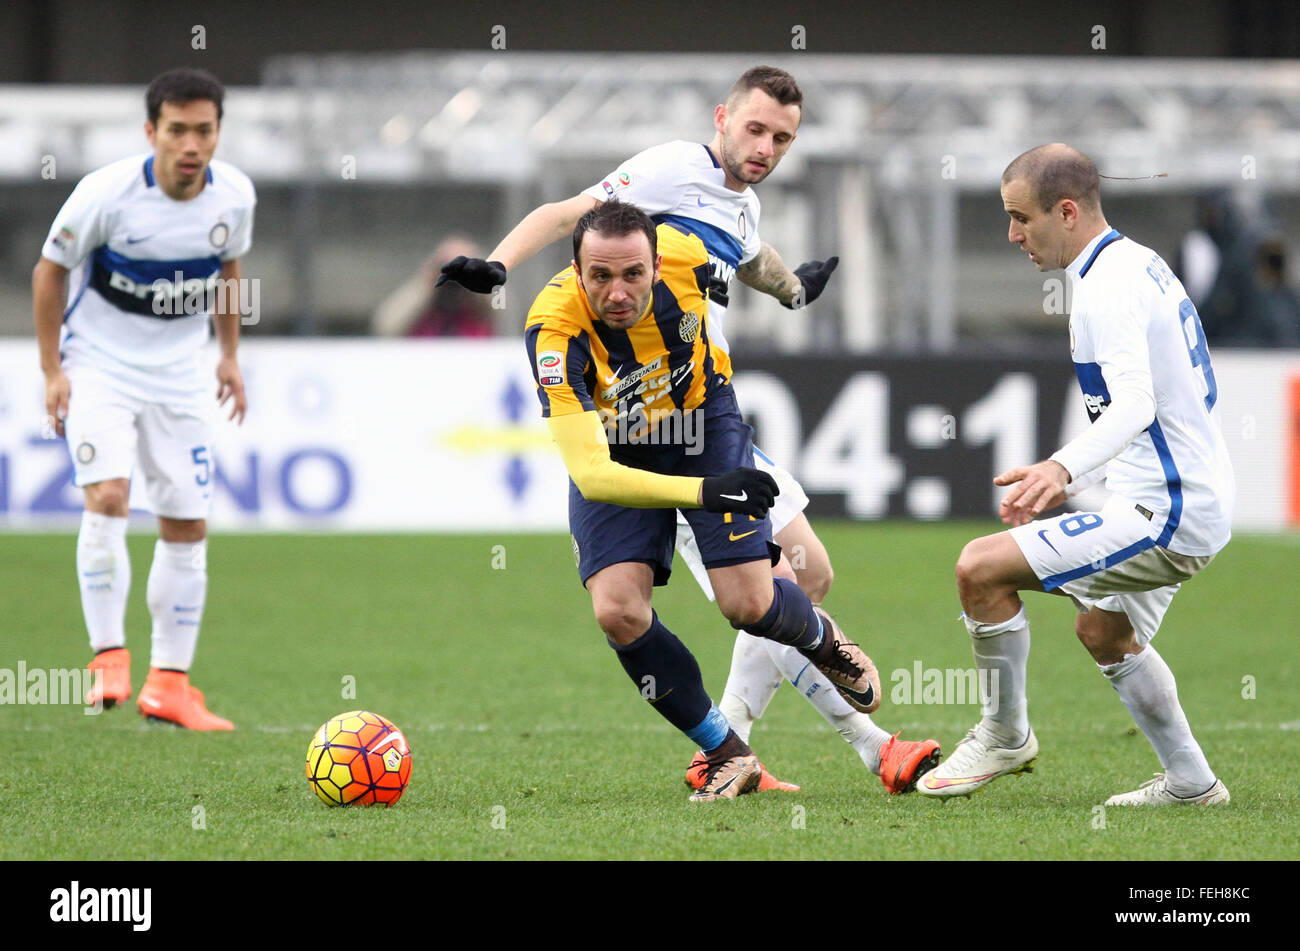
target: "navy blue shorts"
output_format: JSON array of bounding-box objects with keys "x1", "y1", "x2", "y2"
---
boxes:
[{"x1": 569, "y1": 383, "x2": 778, "y2": 587}]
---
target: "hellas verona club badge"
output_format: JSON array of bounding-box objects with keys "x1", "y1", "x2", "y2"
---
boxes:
[{"x1": 679, "y1": 311, "x2": 699, "y2": 343}]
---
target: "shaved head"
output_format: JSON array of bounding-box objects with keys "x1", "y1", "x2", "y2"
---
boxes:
[{"x1": 1002, "y1": 143, "x2": 1101, "y2": 214}]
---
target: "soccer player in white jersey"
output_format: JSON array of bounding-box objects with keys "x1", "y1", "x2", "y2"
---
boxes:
[
  {"x1": 918, "y1": 144, "x2": 1232, "y2": 805},
  {"x1": 440, "y1": 66, "x2": 940, "y2": 794},
  {"x1": 33, "y1": 68, "x2": 255, "y2": 730}
]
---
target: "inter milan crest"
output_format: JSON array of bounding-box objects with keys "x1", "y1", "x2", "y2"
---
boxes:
[
  {"x1": 737, "y1": 210, "x2": 748, "y2": 240},
  {"x1": 679, "y1": 310, "x2": 700, "y2": 343},
  {"x1": 209, "y1": 221, "x2": 230, "y2": 249},
  {"x1": 76, "y1": 442, "x2": 96, "y2": 464}
]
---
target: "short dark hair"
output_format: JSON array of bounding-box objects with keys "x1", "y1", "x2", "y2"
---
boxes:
[
  {"x1": 146, "y1": 68, "x2": 225, "y2": 124},
  {"x1": 726, "y1": 66, "x2": 803, "y2": 111},
  {"x1": 1002, "y1": 144, "x2": 1101, "y2": 213},
  {"x1": 572, "y1": 199, "x2": 658, "y2": 269}
]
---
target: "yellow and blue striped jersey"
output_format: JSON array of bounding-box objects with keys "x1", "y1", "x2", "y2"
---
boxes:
[{"x1": 524, "y1": 224, "x2": 732, "y2": 431}]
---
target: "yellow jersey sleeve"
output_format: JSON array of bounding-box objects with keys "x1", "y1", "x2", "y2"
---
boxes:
[{"x1": 546, "y1": 411, "x2": 703, "y2": 508}]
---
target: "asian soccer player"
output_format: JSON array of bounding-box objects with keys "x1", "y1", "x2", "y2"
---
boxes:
[{"x1": 33, "y1": 68, "x2": 255, "y2": 729}]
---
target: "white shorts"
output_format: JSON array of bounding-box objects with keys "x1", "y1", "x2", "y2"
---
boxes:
[
  {"x1": 676, "y1": 445, "x2": 810, "y2": 601},
  {"x1": 63, "y1": 370, "x2": 214, "y2": 519},
  {"x1": 1010, "y1": 494, "x2": 1213, "y2": 644}
]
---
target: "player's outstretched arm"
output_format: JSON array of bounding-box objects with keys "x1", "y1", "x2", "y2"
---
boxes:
[
  {"x1": 437, "y1": 194, "x2": 601, "y2": 292},
  {"x1": 32, "y1": 256, "x2": 70, "y2": 436},
  {"x1": 546, "y1": 411, "x2": 776, "y2": 517},
  {"x1": 736, "y1": 243, "x2": 800, "y2": 305},
  {"x1": 737, "y1": 243, "x2": 839, "y2": 309}
]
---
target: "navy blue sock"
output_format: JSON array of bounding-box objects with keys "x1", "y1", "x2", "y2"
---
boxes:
[
  {"x1": 610, "y1": 613, "x2": 731, "y2": 751},
  {"x1": 740, "y1": 577, "x2": 824, "y2": 650}
]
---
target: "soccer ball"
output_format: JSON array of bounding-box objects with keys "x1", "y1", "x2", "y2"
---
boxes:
[{"x1": 306, "y1": 710, "x2": 412, "y2": 807}]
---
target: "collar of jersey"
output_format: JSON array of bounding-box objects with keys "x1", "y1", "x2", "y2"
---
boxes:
[{"x1": 1067, "y1": 227, "x2": 1123, "y2": 278}]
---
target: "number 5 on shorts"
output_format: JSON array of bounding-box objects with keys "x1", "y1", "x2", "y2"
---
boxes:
[{"x1": 192, "y1": 446, "x2": 211, "y2": 486}]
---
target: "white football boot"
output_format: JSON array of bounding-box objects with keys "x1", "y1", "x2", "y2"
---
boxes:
[
  {"x1": 916, "y1": 724, "x2": 1038, "y2": 798},
  {"x1": 1105, "y1": 773, "x2": 1230, "y2": 806}
]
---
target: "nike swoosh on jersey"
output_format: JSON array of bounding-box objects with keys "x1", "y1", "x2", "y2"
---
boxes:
[
  {"x1": 694, "y1": 196, "x2": 712, "y2": 207},
  {"x1": 1037, "y1": 529, "x2": 1060, "y2": 555},
  {"x1": 729, "y1": 530, "x2": 758, "y2": 542},
  {"x1": 125, "y1": 234, "x2": 155, "y2": 244},
  {"x1": 719, "y1": 491, "x2": 747, "y2": 502},
  {"x1": 603, "y1": 365, "x2": 624, "y2": 384}
]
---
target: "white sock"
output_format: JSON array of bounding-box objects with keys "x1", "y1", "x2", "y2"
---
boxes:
[
  {"x1": 1101, "y1": 647, "x2": 1217, "y2": 796},
  {"x1": 762, "y1": 639, "x2": 892, "y2": 772},
  {"x1": 964, "y1": 604, "x2": 1031, "y2": 747},
  {"x1": 147, "y1": 539, "x2": 207, "y2": 671},
  {"x1": 718, "y1": 632, "x2": 784, "y2": 743},
  {"x1": 77, "y1": 511, "x2": 131, "y2": 653}
]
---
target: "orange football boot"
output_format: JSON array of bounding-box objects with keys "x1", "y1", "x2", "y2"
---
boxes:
[
  {"x1": 137, "y1": 668, "x2": 234, "y2": 730},
  {"x1": 686, "y1": 750, "x2": 800, "y2": 792},
  {"x1": 86, "y1": 647, "x2": 132, "y2": 708},
  {"x1": 878, "y1": 732, "x2": 942, "y2": 794}
]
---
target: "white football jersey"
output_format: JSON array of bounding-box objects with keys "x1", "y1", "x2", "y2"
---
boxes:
[
  {"x1": 43, "y1": 153, "x2": 256, "y2": 372},
  {"x1": 583, "y1": 140, "x2": 763, "y2": 354},
  {"x1": 1055, "y1": 228, "x2": 1234, "y2": 557}
]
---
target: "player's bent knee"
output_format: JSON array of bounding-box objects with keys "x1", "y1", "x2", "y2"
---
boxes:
[
  {"x1": 158, "y1": 517, "x2": 206, "y2": 543},
  {"x1": 84, "y1": 480, "x2": 130, "y2": 516},
  {"x1": 716, "y1": 587, "x2": 773, "y2": 630},
  {"x1": 954, "y1": 543, "x2": 993, "y2": 599},
  {"x1": 1075, "y1": 611, "x2": 1137, "y2": 665},
  {"x1": 592, "y1": 600, "x2": 653, "y2": 645}
]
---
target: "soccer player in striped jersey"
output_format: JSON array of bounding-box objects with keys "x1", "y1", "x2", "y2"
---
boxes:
[
  {"x1": 33, "y1": 68, "x2": 255, "y2": 729},
  {"x1": 918, "y1": 144, "x2": 1232, "y2": 805},
  {"x1": 442, "y1": 66, "x2": 940, "y2": 795},
  {"x1": 524, "y1": 202, "x2": 882, "y2": 800}
]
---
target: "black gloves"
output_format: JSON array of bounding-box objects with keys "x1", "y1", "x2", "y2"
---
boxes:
[
  {"x1": 784, "y1": 256, "x2": 839, "y2": 309},
  {"x1": 436, "y1": 257, "x2": 507, "y2": 294},
  {"x1": 707, "y1": 274, "x2": 730, "y2": 308},
  {"x1": 700, "y1": 468, "x2": 779, "y2": 518}
]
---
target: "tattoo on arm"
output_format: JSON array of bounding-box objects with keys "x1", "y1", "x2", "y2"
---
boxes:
[{"x1": 737, "y1": 243, "x2": 798, "y2": 304}]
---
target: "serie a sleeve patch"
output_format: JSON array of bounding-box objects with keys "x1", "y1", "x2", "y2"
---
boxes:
[{"x1": 536, "y1": 350, "x2": 564, "y2": 386}]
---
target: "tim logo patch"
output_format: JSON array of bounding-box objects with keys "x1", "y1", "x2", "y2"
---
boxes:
[{"x1": 537, "y1": 351, "x2": 564, "y2": 386}]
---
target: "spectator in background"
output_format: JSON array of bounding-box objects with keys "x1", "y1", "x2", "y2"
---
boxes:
[
  {"x1": 372, "y1": 236, "x2": 494, "y2": 337},
  {"x1": 1175, "y1": 191, "x2": 1226, "y2": 308},
  {"x1": 1179, "y1": 189, "x2": 1299, "y2": 347},
  {"x1": 1251, "y1": 234, "x2": 1300, "y2": 346}
]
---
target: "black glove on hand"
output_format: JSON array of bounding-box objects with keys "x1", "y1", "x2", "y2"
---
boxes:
[
  {"x1": 436, "y1": 257, "x2": 507, "y2": 294},
  {"x1": 707, "y1": 274, "x2": 730, "y2": 308},
  {"x1": 700, "y1": 467, "x2": 780, "y2": 518},
  {"x1": 784, "y1": 255, "x2": 839, "y2": 309}
]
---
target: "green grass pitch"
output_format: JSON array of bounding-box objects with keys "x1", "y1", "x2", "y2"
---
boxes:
[{"x1": 2, "y1": 524, "x2": 1297, "y2": 860}]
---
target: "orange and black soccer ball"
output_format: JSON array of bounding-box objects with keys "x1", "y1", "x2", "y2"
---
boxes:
[{"x1": 306, "y1": 711, "x2": 412, "y2": 807}]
